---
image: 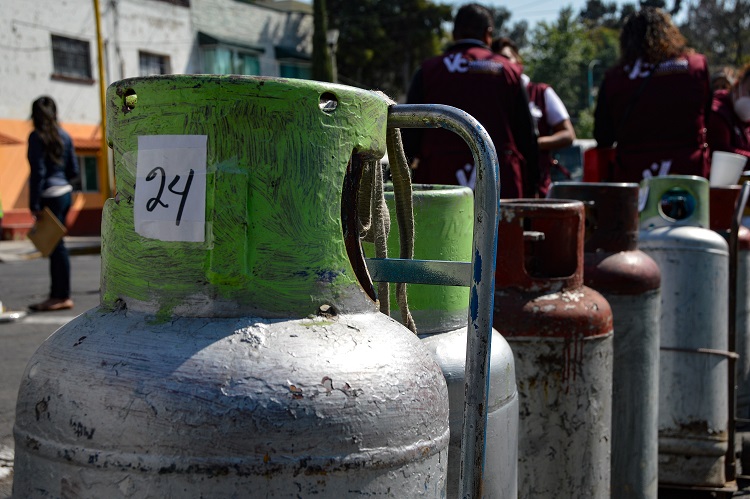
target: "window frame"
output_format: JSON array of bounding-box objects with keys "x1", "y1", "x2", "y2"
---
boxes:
[
  {"x1": 200, "y1": 44, "x2": 261, "y2": 76},
  {"x1": 139, "y1": 50, "x2": 171, "y2": 76},
  {"x1": 74, "y1": 154, "x2": 100, "y2": 193},
  {"x1": 51, "y1": 34, "x2": 94, "y2": 84}
]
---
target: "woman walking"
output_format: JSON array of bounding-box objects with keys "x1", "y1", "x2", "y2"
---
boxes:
[{"x1": 27, "y1": 96, "x2": 79, "y2": 311}]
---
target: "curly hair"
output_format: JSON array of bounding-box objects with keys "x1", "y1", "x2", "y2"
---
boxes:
[
  {"x1": 31, "y1": 96, "x2": 64, "y2": 165},
  {"x1": 619, "y1": 7, "x2": 686, "y2": 66}
]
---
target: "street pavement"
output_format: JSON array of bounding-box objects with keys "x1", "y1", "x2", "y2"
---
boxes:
[{"x1": 0, "y1": 237, "x2": 101, "y2": 497}]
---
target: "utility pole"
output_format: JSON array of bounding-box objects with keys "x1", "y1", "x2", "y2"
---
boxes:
[
  {"x1": 312, "y1": 0, "x2": 333, "y2": 82},
  {"x1": 93, "y1": 0, "x2": 111, "y2": 200},
  {"x1": 327, "y1": 29, "x2": 339, "y2": 83}
]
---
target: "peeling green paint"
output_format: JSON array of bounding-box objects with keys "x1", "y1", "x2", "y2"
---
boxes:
[
  {"x1": 104, "y1": 76, "x2": 391, "y2": 318},
  {"x1": 363, "y1": 184, "x2": 474, "y2": 333}
]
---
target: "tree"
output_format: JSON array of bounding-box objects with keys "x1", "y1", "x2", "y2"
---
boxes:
[
  {"x1": 525, "y1": 8, "x2": 619, "y2": 137},
  {"x1": 579, "y1": 0, "x2": 620, "y2": 28},
  {"x1": 488, "y1": 6, "x2": 530, "y2": 50},
  {"x1": 619, "y1": 3, "x2": 638, "y2": 24},
  {"x1": 326, "y1": 0, "x2": 453, "y2": 99},
  {"x1": 680, "y1": 0, "x2": 750, "y2": 68},
  {"x1": 312, "y1": 0, "x2": 333, "y2": 82}
]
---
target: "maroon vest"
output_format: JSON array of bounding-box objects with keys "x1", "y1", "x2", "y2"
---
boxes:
[
  {"x1": 600, "y1": 53, "x2": 711, "y2": 182},
  {"x1": 710, "y1": 89, "x2": 750, "y2": 156},
  {"x1": 414, "y1": 45, "x2": 526, "y2": 198}
]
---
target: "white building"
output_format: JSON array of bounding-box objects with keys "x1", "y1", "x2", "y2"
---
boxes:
[{"x1": 0, "y1": 0, "x2": 313, "y2": 236}]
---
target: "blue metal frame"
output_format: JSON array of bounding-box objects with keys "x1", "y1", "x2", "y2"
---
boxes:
[{"x1": 373, "y1": 104, "x2": 500, "y2": 498}]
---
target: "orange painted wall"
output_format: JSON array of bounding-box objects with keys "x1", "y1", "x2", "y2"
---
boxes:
[{"x1": 0, "y1": 119, "x2": 105, "y2": 238}]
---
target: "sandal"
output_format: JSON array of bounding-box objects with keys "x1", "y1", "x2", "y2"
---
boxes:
[{"x1": 29, "y1": 298, "x2": 74, "y2": 312}]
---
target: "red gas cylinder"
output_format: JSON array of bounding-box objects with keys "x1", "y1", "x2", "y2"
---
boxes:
[
  {"x1": 549, "y1": 182, "x2": 661, "y2": 499},
  {"x1": 494, "y1": 199, "x2": 613, "y2": 499}
]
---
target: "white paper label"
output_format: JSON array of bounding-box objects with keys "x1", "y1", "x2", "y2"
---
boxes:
[{"x1": 134, "y1": 135, "x2": 207, "y2": 242}]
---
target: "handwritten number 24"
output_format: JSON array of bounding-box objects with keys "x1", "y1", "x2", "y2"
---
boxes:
[{"x1": 145, "y1": 166, "x2": 194, "y2": 226}]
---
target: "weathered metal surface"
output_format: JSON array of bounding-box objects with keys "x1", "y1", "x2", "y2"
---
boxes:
[
  {"x1": 509, "y1": 334, "x2": 612, "y2": 498},
  {"x1": 711, "y1": 186, "x2": 750, "y2": 421},
  {"x1": 387, "y1": 104, "x2": 501, "y2": 499},
  {"x1": 13, "y1": 76, "x2": 451, "y2": 497},
  {"x1": 13, "y1": 311, "x2": 450, "y2": 496},
  {"x1": 608, "y1": 291, "x2": 661, "y2": 498},
  {"x1": 549, "y1": 181, "x2": 661, "y2": 499},
  {"x1": 640, "y1": 175, "x2": 730, "y2": 488},
  {"x1": 422, "y1": 328, "x2": 518, "y2": 499},
  {"x1": 101, "y1": 76, "x2": 392, "y2": 319},
  {"x1": 551, "y1": 181, "x2": 642, "y2": 252},
  {"x1": 738, "y1": 247, "x2": 750, "y2": 420},
  {"x1": 494, "y1": 199, "x2": 613, "y2": 499}
]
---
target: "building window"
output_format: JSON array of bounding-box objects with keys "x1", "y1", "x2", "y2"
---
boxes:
[
  {"x1": 139, "y1": 51, "x2": 171, "y2": 76},
  {"x1": 51, "y1": 35, "x2": 92, "y2": 81},
  {"x1": 202, "y1": 46, "x2": 260, "y2": 75},
  {"x1": 74, "y1": 155, "x2": 99, "y2": 193},
  {"x1": 279, "y1": 63, "x2": 311, "y2": 80}
]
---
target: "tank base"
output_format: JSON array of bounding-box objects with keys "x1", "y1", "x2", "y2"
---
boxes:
[
  {"x1": 658, "y1": 481, "x2": 737, "y2": 499},
  {"x1": 658, "y1": 452, "x2": 726, "y2": 488}
]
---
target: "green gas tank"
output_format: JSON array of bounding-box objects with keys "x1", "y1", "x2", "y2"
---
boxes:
[{"x1": 12, "y1": 76, "x2": 451, "y2": 497}]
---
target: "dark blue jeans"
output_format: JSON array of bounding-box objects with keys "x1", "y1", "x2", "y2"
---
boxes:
[{"x1": 41, "y1": 192, "x2": 71, "y2": 299}]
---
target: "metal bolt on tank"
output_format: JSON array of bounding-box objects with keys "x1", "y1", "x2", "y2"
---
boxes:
[
  {"x1": 639, "y1": 175, "x2": 730, "y2": 490},
  {"x1": 493, "y1": 199, "x2": 613, "y2": 499},
  {"x1": 12, "y1": 76, "x2": 453, "y2": 497},
  {"x1": 365, "y1": 184, "x2": 519, "y2": 498},
  {"x1": 549, "y1": 182, "x2": 661, "y2": 499}
]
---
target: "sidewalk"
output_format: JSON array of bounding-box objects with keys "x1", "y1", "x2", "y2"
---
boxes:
[{"x1": 0, "y1": 236, "x2": 101, "y2": 263}]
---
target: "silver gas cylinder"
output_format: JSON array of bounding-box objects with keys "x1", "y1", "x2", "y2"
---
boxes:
[
  {"x1": 494, "y1": 199, "x2": 613, "y2": 499},
  {"x1": 549, "y1": 182, "x2": 661, "y2": 499},
  {"x1": 711, "y1": 186, "x2": 750, "y2": 423},
  {"x1": 12, "y1": 76, "x2": 451, "y2": 497},
  {"x1": 639, "y1": 175, "x2": 730, "y2": 489},
  {"x1": 365, "y1": 182, "x2": 518, "y2": 498},
  {"x1": 379, "y1": 184, "x2": 517, "y2": 499}
]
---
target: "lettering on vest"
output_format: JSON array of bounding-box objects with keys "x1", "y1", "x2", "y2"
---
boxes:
[
  {"x1": 627, "y1": 58, "x2": 690, "y2": 79},
  {"x1": 443, "y1": 53, "x2": 505, "y2": 75},
  {"x1": 642, "y1": 159, "x2": 672, "y2": 179},
  {"x1": 444, "y1": 53, "x2": 469, "y2": 73},
  {"x1": 456, "y1": 163, "x2": 477, "y2": 190}
]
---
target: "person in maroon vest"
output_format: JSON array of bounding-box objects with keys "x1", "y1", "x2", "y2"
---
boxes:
[
  {"x1": 593, "y1": 7, "x2": 711, "y2": 182},
  {"x1": 402, "y1": 3, "x2": 538, "y2": 198},
  {"x1": 708, "y1": 63, "x2": 750, "y2": 160},
  {"x1": 492, "y1": 37, "x2": 576, "y2": 197}
]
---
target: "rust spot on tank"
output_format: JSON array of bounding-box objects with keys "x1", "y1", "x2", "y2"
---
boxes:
[
  {"x1": 318, "y1": 303, "x2": 338, "y2": 319},
  {"x1": 263, "y1": 452, "x2": 271, "y2": 463},
  {"x1": 35, "y1": 396, "x2": 50, "y2": 421},
  {"x1": 663, "y1": 420, "x2": 729, "y2": 439},
  {"x1": 25, "y1": 436, "x2": 40, "y2": 451},
  {"x1": 288, "y1": 384, "x2": 303, "y2": 399}
]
